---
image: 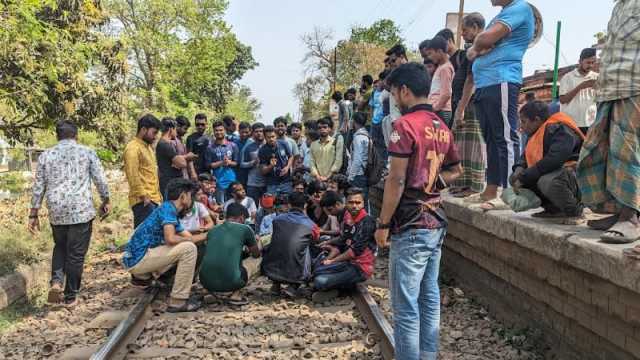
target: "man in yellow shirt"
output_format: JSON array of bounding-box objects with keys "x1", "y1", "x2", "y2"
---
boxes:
[
  {"x1": 123, "y1": 114, "x2": 163, "y2": 228},
  {"x1": 309, "y1": 117, "x2": 344, "y2": 182}
]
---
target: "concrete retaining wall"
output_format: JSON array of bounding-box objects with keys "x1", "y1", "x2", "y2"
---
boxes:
[{"x1": 442, "y1": 197, "x2": 640, "y2": 360}]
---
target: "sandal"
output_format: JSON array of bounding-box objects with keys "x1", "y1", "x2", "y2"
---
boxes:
[
  {"x1": 167, "y1": 297, "x2": 202, "y2": 313},
  {"x1": 587, "y1": 214, "x2": 619, "y2": 231},
  {"x1": 600, "y1": 221, "x2": 640, "y2": 244},
  {"x1": 531, "y1": 210, "x2": 566, "y2": 219},
  {"x1": 226, "y1": 295, "x2": 249, "y2": 306},
  {"x1": 453, "y1": 189, "x2": 478, "y2": 198},
  {"x1": 479, "y1": 198, "x2": 510, "y2": 212}
]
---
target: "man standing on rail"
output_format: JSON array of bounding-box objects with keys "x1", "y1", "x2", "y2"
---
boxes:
[
  {"x1": 122, "y1": 179, "x2": 206, "y2": 313},
  {"x1": 375, "y1": 63, "x2": 463, "y2": 360},
  {"x1": 29, "y1": 121, "x2": 111, "y2": 306},
  {"x1": 123, "y1": 114, "x2": 163, "y2": 228}
]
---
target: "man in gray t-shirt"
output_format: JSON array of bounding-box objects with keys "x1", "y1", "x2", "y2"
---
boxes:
[{"x1": 241, "y1": 123, "x2": 267, "y2": 203}]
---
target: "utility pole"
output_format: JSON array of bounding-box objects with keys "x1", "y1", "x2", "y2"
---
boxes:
[{"x1": 456, "y1": 0, "x2": 465, "y2": 48}]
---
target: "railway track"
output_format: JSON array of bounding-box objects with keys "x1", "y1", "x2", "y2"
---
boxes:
[{"x1": 78, "y1": 275, "x2": 394, "y2": 360}]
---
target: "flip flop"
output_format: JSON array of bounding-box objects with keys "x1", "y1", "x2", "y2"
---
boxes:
[
  {"x1": 466, "y1": 193, "x2": 494, "y2": 204},
  {"x1": 600, "y1": 221, "x2": 640, "y2": 244},
  {"x1": 587, "y1": 214, "x2": 619, "y2": 231},
  {"x1": 453, "y1": 189, "x2": 478, "y2": 198},
  {"x1": 479, "y1": 198, "x2": 510, "y2": 212},
  {"x1": 623, "y1": 246, "x2": 640, "y2": 260},
  {"x1": 531, "y1": 210, "x2": 566, "y2": 219}
]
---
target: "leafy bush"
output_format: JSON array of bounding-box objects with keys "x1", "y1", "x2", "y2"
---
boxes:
[{"x1": 0, "y1": 172, "x2": 28, "y2": 193}]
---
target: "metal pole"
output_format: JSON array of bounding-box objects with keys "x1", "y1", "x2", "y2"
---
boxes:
[
  {"x1": 456, "y1": 0, "x2": 465, "y2": 48},
  {"x1": 552, "y1": 21, "x2": 562, "y2": 99}
]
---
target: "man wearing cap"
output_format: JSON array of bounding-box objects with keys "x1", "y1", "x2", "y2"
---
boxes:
[{"x1": 559, "y1": 48, "x2": 599, "y2": 136}]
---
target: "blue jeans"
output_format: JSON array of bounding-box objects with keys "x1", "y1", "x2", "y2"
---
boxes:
[
  {"x1": 266, "y1": 182, "x2": 292, "y2": 196},
  {"x1": 390, "y1": 227, "x2": 446, "y2": 360},
  {"x1": 313, "y1": 262, "x2": 365, "y2": 291}
]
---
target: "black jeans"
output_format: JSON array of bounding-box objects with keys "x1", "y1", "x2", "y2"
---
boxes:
[
  {"x1": 132, "y1": 201, "x2": 157, "y2": 228},
  {"x1": 51, "y1": 221, "x2": 93, "y2": 300},
  {"x1": 313, "y1": 262, "x2": 365, "y2": 291}
]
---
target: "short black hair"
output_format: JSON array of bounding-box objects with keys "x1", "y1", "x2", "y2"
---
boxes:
[
  {"x1": 288, "y1": 192, "x2": 307, "y2": 209},
  {"x1": 252, "y1": 122, "x2": 265, "y2": 131},
  {"x1": 418, "y1": 39, "x2": 431, "y2": 51},
  {"x1": 436, "y1": 28, "x2": 455, "y2": 42},
  {"x1": 264, "y1": 125, "x2": 276, "y2": 134},
  {"x1": 320, "y1": 191, "x2": 343, "y2": 208},
  {"x1": 463, "y1": 12, "x2": 486, "y2": 30},
  {"x1": 222, "y1": 115, "x2": 235, "y2": 127},
  {"x1": 307, "y1": 180, "x2": 328, "y2": 196},
  {"x1": 362, "y1": 74, "x2": 374, "y2": 86},
  {"x1": 273, "y1": 116, "x2": 288, "y2": 127},
  {"x1": 175, "y1": 115, "x2": 189, "y2": 127},
  {"x1": 290, "y1": 122, "x2": 303, "y2": 131},
  {"x1": 580, "y1": 47, "x2": 597, "y2": 61},
  {"x1": 316, "y1": 117, "x2": 333, "y2": 129},
  {"x1": 226, "y1": 202, "x2": 249, "y2": 219},
  {"x1": 137, "y1": 113, "x2": 161, "y2": 132},
  {"x1": 353, "y1": 112, "x2": 367, "y2": 127},
  {"x1": 194, "y1": 113, "x2": 207, "y2": 122},
  {"x1": 346, "y1": 88, "x2": 357, "y2": 96},
  {"x1": 519, "y1": 100, "x2": 550, "y2": 122},
  {"x1": 332, "y1": 91, "x2": 343, "y2": 102},
  {"x1": 425, "y1": 36, "x2": 448, "y2": 52},
  {"x1": 345, "y1": 187, "x2": 364, "y2": 198},
  {"x1": 166, "y1": 178, "x2": 199, "y2": 201},
  {"x1": 275, "y1": 194, "x2": 289, "y2": 206},
  {"x1": 161, "y1": 117, "x2": 176, "y2": 133},
  {"x1": 379, "y1": 70, "x2": 389, "y2": 80},
  {"x1": 329, "y1": 173, "x2": 349, "y2": 191},
  {"x1": 56, "y1": 120, "x2": 78, "y2": 140},
  {"x1": 307, "y1": 129, "x2": 319, "y2": 141},
  {"x1": 386, "y1": 62, "x2": 432, "y2": 98},
  {"x1": 303, "y1": 120, "x2": 317, "y2": 131},
  {"x1": 239, "y1": 121, "x2": 251, "y2": 131},
  {"x1": 198, "y1": 173, "x2": 213, "y2": 182},
  {"x1": 386, "y1": 44, "x2": 407, "y2": 58},
  {"x1": 212, "y1": 120, "x2": 225, "y2": 129}
]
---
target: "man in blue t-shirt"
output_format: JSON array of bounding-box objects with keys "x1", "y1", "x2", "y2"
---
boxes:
[
  {"x1": 122, "y1": 179, "x2": 206, "y2": 313},
  {"x1": 467, "y1": 0, "x2": 534, "y2": 208},
  {"x1": 205, "y1": 121, "x2": 239, "y2": 204},
  {"x1": 259, "y1": 125, "x2": 294, "y2": 195}
]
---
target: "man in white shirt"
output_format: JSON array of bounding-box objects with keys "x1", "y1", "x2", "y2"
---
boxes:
[{"x1": 560, "y1": 48, "x2": 599, "y2": 135}]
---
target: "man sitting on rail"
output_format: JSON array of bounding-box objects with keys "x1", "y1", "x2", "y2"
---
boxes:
[
  {"x1": 199, "y1": 203, "x2": 261, "y2": 305},
  {"x1": 312, "y1": 188, "x2": 376, "y2": 303},
  {"x1": 261, "y1": 192, "x2": 320, "y2": 298},
  {"x1": 122, "y1": 178, "x2": 206, "y2": 313},
  {"x1": 509, "y1": 100, "x2": 586, "y2": 223}
]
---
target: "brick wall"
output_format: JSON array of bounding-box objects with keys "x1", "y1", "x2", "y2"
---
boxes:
[{"x1": 442, "y1": 199, "x2": 640, "y2": 360}]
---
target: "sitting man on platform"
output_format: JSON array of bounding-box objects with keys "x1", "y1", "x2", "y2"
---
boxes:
[
  {"x1": 122, "y1": 179, "x2": 206, "y2": 313},
  {"x1": 261, "y1": 192, "x2": 320, "y2": 298},
  {"x1": 509, "y1": 100, "x2": 586, "y2": 223},
  {"x1": 312, "y1": 188, "x2": 376, "y2": 303},
  {"x1": 199, "y1": 203, "x2": 260, "y2": 305}
]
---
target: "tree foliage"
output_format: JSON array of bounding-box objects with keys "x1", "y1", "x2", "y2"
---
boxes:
[
  {"x1": 105, "y1": 0, "x2": 257, "y2": 114},
  {"x1": 0, "y1": 0, "x2": 128, "y2": 146},
  {"x1": 222, "y1": 85, "x2": 262, "y2": 123},
  {"x1": 350, "y1": 19, "x2": 404, "y2": 49}
]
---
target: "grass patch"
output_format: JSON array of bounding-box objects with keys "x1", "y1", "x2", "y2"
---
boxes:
[{"x1": 0, "y1": 287, "x2": 47, "y2": 334}]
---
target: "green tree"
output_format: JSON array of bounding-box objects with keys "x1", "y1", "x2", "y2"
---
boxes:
[
  {"x1": 350, "y1": 19, "x2": 404, "y2": 49},
  {"x1": 0, "y1": 0, "x2": 128, "y2": 146},
  {"x1": 222, "y1": 85, "x2": 262, "y2": 123},
  {"x1": 105, "y1": 0, "x2": 257, "y2": 114}
]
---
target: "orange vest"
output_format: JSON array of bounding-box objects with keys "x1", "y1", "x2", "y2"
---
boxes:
[{"x1": 524, "y1": 112, "x2": 585, "y2": 168}]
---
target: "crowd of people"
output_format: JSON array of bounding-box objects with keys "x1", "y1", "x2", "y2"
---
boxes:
[{"x1": 27, "y1": 0, "x2": 639, "y2": 359}]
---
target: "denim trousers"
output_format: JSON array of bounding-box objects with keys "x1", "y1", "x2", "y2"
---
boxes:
[
  {"x1": 313, "y1": 262, "x2": 365, "y2": 291},
  {"x1": 390, "y1": 227, "x2": 446, "y2": 360},
  {"x1": 266, "y1": 182, "x2": 293, "y2": 196}
]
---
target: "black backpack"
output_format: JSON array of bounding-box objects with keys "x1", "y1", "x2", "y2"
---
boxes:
[{"x1": 363, "y1": 133, "x2": 385, "y2": 186}]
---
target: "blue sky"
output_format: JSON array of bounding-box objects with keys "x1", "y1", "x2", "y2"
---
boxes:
[{"x1": 225, "y1": 0, "x2": 615, "y2": 123}]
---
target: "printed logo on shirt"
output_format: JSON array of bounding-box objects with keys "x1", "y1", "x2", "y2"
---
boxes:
[{"x1": 390, "y1": 130, "x2": 401, "y2": 144}]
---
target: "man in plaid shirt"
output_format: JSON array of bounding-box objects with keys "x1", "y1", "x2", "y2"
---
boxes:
[{"x1": 577, "y1": 0, "x2": 640, "y2": 247}]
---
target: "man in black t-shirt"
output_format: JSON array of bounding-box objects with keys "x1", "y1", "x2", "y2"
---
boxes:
[
  {"x1": 157, "y1": 118, "x2": 197, "y2": 196},
  {"x1": 186, "y1": 113, "x2": 210, "y2": 174},
  {"x1": 258, "y1": 126, "x2": 293, "y2": 195}
]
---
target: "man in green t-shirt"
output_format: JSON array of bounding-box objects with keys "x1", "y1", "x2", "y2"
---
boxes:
[{"x1": 199, "y1": 202, "x2": 260, "y2": 304}]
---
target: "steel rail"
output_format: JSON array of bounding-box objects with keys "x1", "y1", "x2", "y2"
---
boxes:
[
  {"x1": 90, "y1": 287, "x2": 159, "y2": 360},
  {"x1": 352, "y1": 283, "x2": 395, "y2": 360}
]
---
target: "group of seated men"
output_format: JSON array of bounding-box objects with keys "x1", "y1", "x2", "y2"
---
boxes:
[{"x1": 121, "y1": 176, "x2": 376, "y2": 312}]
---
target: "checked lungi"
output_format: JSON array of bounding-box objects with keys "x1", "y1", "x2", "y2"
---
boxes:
[{"x1": 576, "y1": 95, "x2": 640, "y2": 213}]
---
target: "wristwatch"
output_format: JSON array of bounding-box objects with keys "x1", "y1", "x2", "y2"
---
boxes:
[{"x1": 376, "y1": 219, "x2": 391, "y2": 230}]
